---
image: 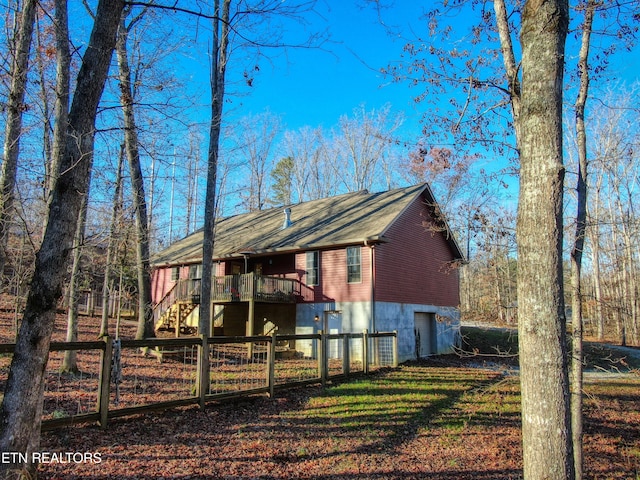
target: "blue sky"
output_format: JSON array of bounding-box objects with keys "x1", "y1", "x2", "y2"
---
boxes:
[
  {"x1": 218, "y1": 1, "x2": 640, "y2": 141},
  {"x1": 151, "y1": 0, "x2": 639, "y2": 238},
  {"x1": 212, "y1": 2, "x2": 431, "y2": 139}
]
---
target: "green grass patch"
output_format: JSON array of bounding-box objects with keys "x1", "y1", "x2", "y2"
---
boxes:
[{"x1": 280, "y1": 365, "x2": 503, "y2": 439}]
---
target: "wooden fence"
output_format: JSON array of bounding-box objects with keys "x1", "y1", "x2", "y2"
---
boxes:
[{"x1": 0, "y1": 330, "x2": 397, "y2": 431}]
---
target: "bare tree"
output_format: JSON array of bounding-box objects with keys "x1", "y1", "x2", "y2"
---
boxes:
[
  {"x1": 234, "y1": 111, "x2": 282, "y2": 211},
  {"x1": 115, "y1": 5, "x2": 155, "y2": 339},
  {"x1": 331, "y1": 104, "x2": 403, "y2": 192},
  {"x1": 44, "y1": 0, "x2": 71, "y2": 212},
  {"x1": 0, "y1": 0, "x2": 37, "y2": 282},
  {"x1": 60, "y1": 190, "x2": 89, "y2": 373},
  {"x1": 508, "y1": 1, "x2": 573, "y2": 477},
  {"x1": 281, "y1": 125, "x2": 337, "y2": 202},
  {"x1": 199, "y1": 0, "x2": 324, "y2": 340},
  {"x1": 33, "y1": 12, "x2": 54, "y2": 201},
  {"x1": 55, "y1": 0, "x2": 79, "y2": 373},
  {"x1": 198, "y1": 0, "x2": 231, "y2": 404},
  {"x1": 602, "y1": 128, "x2": 639, "y2": 344},
  {"x1": 587, "y1": 167, "x2": 605, "y2": 340},
  {"x1": 584, "y1": 87, "x2": 639, "y2": 346},
  {"x1": 379, "y1": 0, "x2": 573, "y2": 476},
  {"x1": 0, "y1": 0, "x2": 125, "y2": 474},
  {"x1": 184, "y1": 129, "x2": 203, "y2": 236},
  {"x1": 568, "y1": 2, "x2": 597, "y2": 475},
  {"x1": 100, "y1": 144, "x2": 126, "y2": 337}
]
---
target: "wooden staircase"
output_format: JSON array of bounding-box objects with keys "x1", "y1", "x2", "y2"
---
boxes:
[
  {"x1": 155, "y1": 301, "x2": 198, "y2": 335},
  {"x1": 154, "y1": 280, "x2": 201, "y2": 336}
]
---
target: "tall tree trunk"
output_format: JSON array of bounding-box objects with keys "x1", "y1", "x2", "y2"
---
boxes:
[
  {"x1": 198, "y1": 0, "x2": 231, "y2": 400},
  {"x1": 570, "y1": 3, "x2": 594, "y2": 477},
  {"x1": 0, "y1": 0, "x2": 124, "y2": 476},
  {"x1": 608, "y1": 236, "x2": 626, "y2": 344},
  {"x1": 617, "y1": 202, "x2": 638, "y2": 345},
  {"x1": 493, "y1": 242, "x2": 505, "y2": 323},
  {"x1": 45, "y1": 0, "x2": 71, "y2": 210},
  {"x1": 517, "y1": 1, "x2": 573, "y2": 479},
  {"x1": 61, "y1": 192, "x2": 89, "y2": 373},
  {"x1": 589, "y1": 174, "x2": 605, "y2": 340},
  {"x1": 0, "y1": 0, "x2": 37, "y2": 281},
  {"x1": 200, "y1": 0, "x2": 231, "y2": 338},
  {"x1": 115, "y1": 10, "x2": 154, "y2": 340},
  {"x1": 35, "y1": 16, "x2": 53, "y2": 197},
  {"x1": 621, "y1": 232, "x2": 636, "y2": 344},
  {"x1": 100, "y1": 144, "x2": 126, "y2": 337},
  {"x1": 608, "y1": 201, "x2": 627, "y2": 345}
]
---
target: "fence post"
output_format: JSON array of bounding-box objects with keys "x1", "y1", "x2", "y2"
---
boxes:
[
  {"x1": 371, "y1": 335, "x2": 377, "y2": 367},
  {"x1": 268, "y1": 329, "x2": 277, "y2": 398},
  {"x1": 97, "y1": 336, "x2": 112, "y2": 429},
  {"x1": 318, "y1": 330, "x2": 327, "y2": 386},
  {"x1": 342, "y1": 334, "x2": 350, "y2": 377},
  {"x1": 392, "y1": 330, "x2": 399, "y2": 368},
  {"x1": 362, "y1": 329, "x2": 369, "y2": 375},
  {"x1": 197, "y1": 334, "x2": 209, "y2": 409}
]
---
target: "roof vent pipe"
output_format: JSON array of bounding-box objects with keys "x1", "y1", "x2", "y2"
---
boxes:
[{"x1": 282, "y1": 207, "x2": 292, "y2": 229}]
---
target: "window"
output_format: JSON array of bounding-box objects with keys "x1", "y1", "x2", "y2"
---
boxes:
[
  {"x1": 346, "y1": 246, "x2": 361, "y2": 283},
  {"x1": 306, "y1": 251, "x2": 319, "y2": 286},
  {"x1": 171, "y1": 267, "x2": 180, "y2": 282},
  {"x1": 189, "y1": 264, "x2": 202, "y2": 280}
]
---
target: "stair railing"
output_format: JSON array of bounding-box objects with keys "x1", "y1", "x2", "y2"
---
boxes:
[
  {"x1": 153, "y1": 283, "x2": 177, "y2": 327},
  {"x1": 153, "y1": 279, "x2": 199, "y2": 328}
]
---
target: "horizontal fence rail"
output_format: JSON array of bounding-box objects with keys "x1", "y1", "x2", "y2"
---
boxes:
[{"x1": 0, "y1": 330, "x2": 397, "y2": 431}]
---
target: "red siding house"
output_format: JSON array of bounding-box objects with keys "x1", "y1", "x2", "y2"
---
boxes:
[{"x1": 151, "y1": 183, "x2": 464, "y2": 362}]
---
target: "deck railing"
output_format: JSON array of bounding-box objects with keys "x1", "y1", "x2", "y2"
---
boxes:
[
  {"x1": 211, "y1": 273, "x2": 297, "y2": 303},
  {"x1": 153, "y1": 275, "x2": 297, "y2": 330}
]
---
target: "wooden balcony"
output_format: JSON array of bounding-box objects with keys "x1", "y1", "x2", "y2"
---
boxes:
[{"x1": 211, "y1": 273, "x2": 298, "y2": 303}]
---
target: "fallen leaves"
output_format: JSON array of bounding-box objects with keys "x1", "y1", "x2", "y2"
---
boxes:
[
  {"x1": 35, "y1": 362, "x2": 640, "y2": 480},
  {"x1": 2, "y1": 313, "x2": 639, "y2": 479}
]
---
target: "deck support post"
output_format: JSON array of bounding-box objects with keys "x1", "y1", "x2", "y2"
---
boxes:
[{"x1": 175, "y1": 303, "x2": 181, "y2": 338}]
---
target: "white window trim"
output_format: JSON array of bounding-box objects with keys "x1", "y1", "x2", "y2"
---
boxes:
[{"x1": 346, "y1": 246, "x2": 362, "y2": 284}]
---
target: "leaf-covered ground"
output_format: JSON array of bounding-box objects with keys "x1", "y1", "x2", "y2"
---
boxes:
[
  {"x1": 1, "y1": 312, "x2": 638, "y2": 479},
  {"x1": 36, "y1": 359, "x2": 639, "y2": 480}
]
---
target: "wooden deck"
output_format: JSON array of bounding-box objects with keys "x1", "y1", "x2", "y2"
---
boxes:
[{"x1": 211, "y1": 273, "x2": 298, "y2": 304}]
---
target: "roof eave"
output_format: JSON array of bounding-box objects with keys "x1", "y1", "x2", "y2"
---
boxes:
[{"x1": 215, "y1": 235, "x2": 390, "y2": 260}]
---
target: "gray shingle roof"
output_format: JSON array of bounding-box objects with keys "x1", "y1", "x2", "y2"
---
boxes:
[{"x1": 152, "y1": 183, "x2": 462, "y2": 266}]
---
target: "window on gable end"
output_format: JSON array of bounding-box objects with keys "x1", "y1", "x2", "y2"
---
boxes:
[
  {"x1": 346, "y1": 246, "x2": 361, "y2": 283},
  {"x1": 171, "y1": 267, "x2": 180, "y2": 282}
]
